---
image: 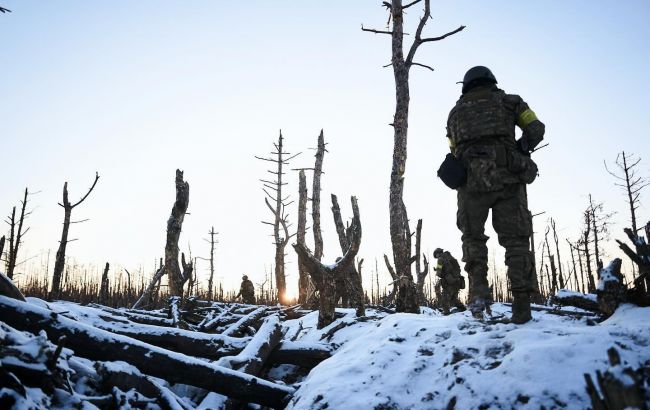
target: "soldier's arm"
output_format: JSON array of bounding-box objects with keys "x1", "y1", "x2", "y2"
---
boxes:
[
  {"x1": 435, "y1": 258, "x2": 445, "y2": 277},
  {"x1": 505, "y1": 94, "x2": 545, "y2": 152},
  {"x1": 446, "y1": 107, "x2": 457, "y2": 155},
  {"x1": 515, "y1": 98, "x2": 545, "y2": 151}
]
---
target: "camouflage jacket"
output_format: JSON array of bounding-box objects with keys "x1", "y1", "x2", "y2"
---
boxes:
[
  {"x1": 436, "y1": 252, "x2": 462, "y2": 286},
  {"x1": 239, "y1": 279, "x2": 255, "y2": 297}
]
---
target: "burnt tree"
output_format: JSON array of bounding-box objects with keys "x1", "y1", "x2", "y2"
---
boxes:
[
  {"x1": 50, "y1": 172, "x2": 100, "y2": 299},
  {"x1": 605, "y1": 151, "x2": 648, "y2": 235},
  {"x1": 312, "y1": 129, "x2": 326, "y2": 261},
  {"x1": 256, "y1": 131, "x2": 299, "y2": 304},
  {"x1": 5, "y1": 188, "x2": 31, "y2": 280},
  {"x1": 164, "y1": 170, "x2": 192, "y2": 297},
  {"x1": 579, "y1": 207, "x2": 597, "y2": 293},
  {"x1": 551, "y1": 218, "x2": 565, "y2": 289},
  {"x1": 99, "y1": 262, "x2": 110, "y2": 304},
  {"x1": 413, "y1": 219, "x2": 429, "y2": 304},
  {"x1": 616, "y1": 221, "x2": 650, "y2": 297},
  {"x1": 206, "y1": 227, "x2": 218, "y2": 300},
  {"x1": 132, "y1": 262, "x2": 165, "y2": 310},
  {"x1": 544, "y1": 225, "x2": 558, "y2": 294},
  {"x1": 294, "y1": 196, "x2": 362, "y2": 328},
  {"x1": 331, "y1": 194, "x2": 365, "y2": 316},
  {"x1": 296, "y1": 170, "x2": 311, "y2": 304},
  {"x1": 363, "y1": 0, "x2": 464, "y2": 312}
]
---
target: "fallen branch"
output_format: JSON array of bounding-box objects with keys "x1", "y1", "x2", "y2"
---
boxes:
[{"x1": 0, "y1": 296, "x2": 293, "y2": 408}]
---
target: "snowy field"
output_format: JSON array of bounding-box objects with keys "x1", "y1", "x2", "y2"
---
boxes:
[
  {"x1": 285, "y1": 304, "x2": 650, "y2": 410},
  {"x1": 1, "y1": 296, "x2": 649, "y2": 409}
]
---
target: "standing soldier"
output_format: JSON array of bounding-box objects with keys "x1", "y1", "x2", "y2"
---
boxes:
[
  {"x1": 236, "y1": 274, "x2": 256, "y2": 304},
  {"x1": 434, "y1": 248, "x2": 466, "y2": 315},
  {"x1": 440, "y1": 66, "x2": 545, "y2": 324}
]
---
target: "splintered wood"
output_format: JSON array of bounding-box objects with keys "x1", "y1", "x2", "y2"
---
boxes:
[{"x1": 0, "y1": 295, "x2": 334, "y2": 409}]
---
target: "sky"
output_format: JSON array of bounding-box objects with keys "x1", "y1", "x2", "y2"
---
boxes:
[{"x1": 1, "y1": 1, "x2": 649, "y2": 298}]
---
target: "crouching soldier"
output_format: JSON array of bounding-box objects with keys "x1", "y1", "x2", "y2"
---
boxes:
[
  {"x1": 434, "y1": 248, "x2": 466, "y2": 315},
  {"x1": 236, "y1": 274, "x2": 256, "y2": 304}
]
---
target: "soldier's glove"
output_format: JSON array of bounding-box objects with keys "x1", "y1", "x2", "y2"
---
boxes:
[{"x1": 516, "y1": 136, "x2": 530, "y2": 155}]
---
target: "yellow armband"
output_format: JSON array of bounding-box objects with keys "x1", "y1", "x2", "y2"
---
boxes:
[{"x1": 517, "y1": 109, "x2": 538, "y2": 129}]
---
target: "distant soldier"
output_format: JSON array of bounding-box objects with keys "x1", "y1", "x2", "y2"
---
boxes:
[
  {"x1": 440, "y1": 66, "x2": 545, "y2": 323},
  {"x1": 236, "y1": 274, "x2": 255, "y2": 304},
  {"x1": 434, "y1": 248, "x2": 466, "y2": 315}
]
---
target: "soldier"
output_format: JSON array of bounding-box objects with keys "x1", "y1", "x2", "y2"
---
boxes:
[
  {"x1": 236, "y1": 274, "x2": 256, "y2": 304},
  {"x1": 442, "y1": 66, "x2": 545, "y2": 324},
  {"x1": 433, "y1": 248, "x2": 466, "y2": 315}
]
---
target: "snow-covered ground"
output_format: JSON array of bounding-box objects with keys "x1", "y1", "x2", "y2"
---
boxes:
[
  {"x1": 285, "y1": 304, "x2": 650, "y2": 410},
  {"x1": 2, "y1": 296, "x2": 649, "y2": 409}
]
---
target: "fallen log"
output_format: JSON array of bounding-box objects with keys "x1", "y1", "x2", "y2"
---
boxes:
[
  {"x1": 132, "y1": 264, "x2": 166, "y2": 310},
  {"x1": 222, "y1": 306, "x2": 269, "y2": 337},
  {"x1": 97, "y1": 361, "x2": 193, "y2": 410},
  {"x1": 56, "y1": 303, "x2": 249, "y2": 360},
  {"x1": 0, "y1": 296, "x2": 294, "y2": 408},
  {"x1": 218, "y1": 315, "x2": 284, "y2": 376},
  {"x1": 551, "y1": 289, "x2": 599, "y2": 312},
  {"x1": 0, "y1": 272, "x2": 25, "y2": 301},
  {"x1": 503, "y1": 302, "x2": 598, "y2": 318},
  {"x1": 268, "y1": 341, "x2": 334, "y2": 368},
  {"x1": 88, "y1": 304, "x2": 174, "y2": 327}
]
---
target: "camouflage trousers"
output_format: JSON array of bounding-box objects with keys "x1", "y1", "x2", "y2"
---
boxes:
[
  {"x1": 457, "y1": 183, "x2": 535, "y2": 301},
  {"x1": 439, "y1": 285, "x2": 464, "y2": 314}
]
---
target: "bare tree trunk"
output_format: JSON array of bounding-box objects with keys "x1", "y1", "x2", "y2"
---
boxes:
[
  {"x1": 51, "y1": 173, "x2": 100, "y2": 299},
  {"x1": 576, "y1": 243, "x2": 586, "y2": 293},
  {"x1": 312, "y1": 129, "x2": 325, "y2": 261},
  {"x1": 297, "y1": 170, "x2": 310, "y2": 305},
  {"x1": 414, "y1": 219, "x2": 429, "y2": 304},
  {"x1": 165, "y1": 170, "x2": 191, "y2": 297},
  {"x1": 207, "y1": 227, "x2": 217, "y2": 300},
  {"x1": 256, "y1": 131, "x2": 299, "y2": 304},
  {"x1": 567, "y1": 240, "x2": 580, "y2": 293},
  {"x1": 7, "y1": 188, "x2": 29, "y2": 280},
  {"x1": 589, "y1": 195, "x2": 603, "y2": 276},
  {"x1": 362, "y1": 0, "x2": 464, "y2": 313},
  {"x1": 583, "y1": 213, "x2": 596, "y2": 293},
  {"x1": 551, "y1": 218, "x2": 565, "y2": 289},
  {"x1": 99, "y1": 262, "x2": 110, "y2": 304},
  {"x1": 544, "y1": 226, "x2": 558, "y2": 294},
  {"x1": 331, "y1": 194, "x2": 365, "y2": 316}
]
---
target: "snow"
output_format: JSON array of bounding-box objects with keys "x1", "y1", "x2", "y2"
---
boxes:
[
  {"x1": 597, "y1": 260, "x2": 622, "y2": 291},
  {"x1": 2, "y1": 295, "x2": 649, "y2": 409},
  {"x1": 285, "y1": 304, "x2": 650, "y2": 410},
  {"x1": 555, "y1": 289, "x2": 598, "y2": 302}
]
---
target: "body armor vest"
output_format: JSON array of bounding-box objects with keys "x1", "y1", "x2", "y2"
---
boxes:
[{"x1": 448, "y1": 89, "x2": 515, "y2": 147}]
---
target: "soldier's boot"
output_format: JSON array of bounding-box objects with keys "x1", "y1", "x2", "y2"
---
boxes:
[
  {"x1": 468, "y1": 297, "x2": 492, "y2": 319},
  {"x1": 511, "y1": 292, "x2": 532, "y2": 324}
]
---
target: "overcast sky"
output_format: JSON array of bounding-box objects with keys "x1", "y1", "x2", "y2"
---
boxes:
[{"x1": 1, "y1": 1, "x2": 649, "y2": 298}]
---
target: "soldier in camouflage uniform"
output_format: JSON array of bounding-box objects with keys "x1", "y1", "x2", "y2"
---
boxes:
[
  {"x1": 433, "y1": 248, "x2": 466, "y2": 315},
  {"x1": 236, "y1": 274, "x2": 256, "y2": 304},
  {"x1": 445, "y1": 66, "x2": 545, "y2": 324}
]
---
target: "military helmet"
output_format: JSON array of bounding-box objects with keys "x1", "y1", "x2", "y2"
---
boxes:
[
  {"x1": 242, "y1": 274, "x2": 248, "y2": 280},
  {"x1": 433, "y1": 248, "x2": 443, "y2": 258},
  {"x1": 461, "y1": 66, "x2": 497, "y2": 93}
]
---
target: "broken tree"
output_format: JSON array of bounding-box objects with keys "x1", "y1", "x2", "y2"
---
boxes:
[
  {"x1": 164, "y1": 169, "x2": 193, "y2": 298},
  {"x1": 331, "y1": 193, "x2": 365, "y2": 316},
  {"x1": 5, "y1": 187, "x2": 31, "y2": 280},
  {"x1": 256, "y1": 131, "x2": 299, "y2": 304},
  {"x1": 363, "y1": 0, "x2": 464, "y2": 312},
  {"x1": 50, "y1": 172, "x2": 100, "y2": 299},
  {"x1": 294, "y1": 196, "x2": 362, "y2": 328}
]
